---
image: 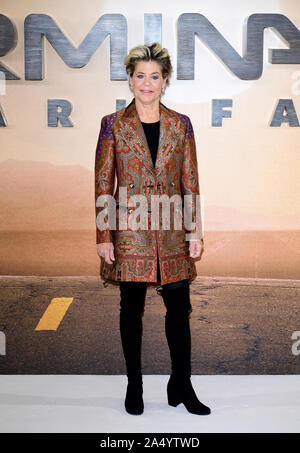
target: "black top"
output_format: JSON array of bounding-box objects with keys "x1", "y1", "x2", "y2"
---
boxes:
[{"x1": 141, "y1": 120, "x2": 160, "y2": 166}]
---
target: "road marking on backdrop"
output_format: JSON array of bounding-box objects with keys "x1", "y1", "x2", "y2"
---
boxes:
[{"x1": 35, "y1": 297, "x2": 74, "y2": 331}]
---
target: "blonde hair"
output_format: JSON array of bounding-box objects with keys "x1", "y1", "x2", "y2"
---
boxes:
[{"x1": 124, "y1": 42, "x2": 172, "y2": 87}]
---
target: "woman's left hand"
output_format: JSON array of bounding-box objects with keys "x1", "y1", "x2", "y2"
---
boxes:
[{"x1": 189, "y1": 239, "x2": 204, "y2": 259}]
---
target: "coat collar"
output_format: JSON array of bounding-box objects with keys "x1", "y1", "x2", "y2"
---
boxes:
[{"x1": 114, "y1": 97, "x2": 184, "y2": 177}]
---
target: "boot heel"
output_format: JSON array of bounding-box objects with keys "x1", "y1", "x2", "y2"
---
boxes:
[{"x1": 167, "y1": 395, "x2": 181, "y2": 407}]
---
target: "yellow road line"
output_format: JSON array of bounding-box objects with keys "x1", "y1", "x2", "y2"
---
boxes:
[{"x1": 35, "y1": 297, "x2": 74, "y2": 331}]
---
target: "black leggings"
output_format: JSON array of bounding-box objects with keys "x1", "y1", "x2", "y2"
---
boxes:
[
  {"x1": 119, "y1": 279, "x2": 192, "y2": 318},
  {"x1": 119, "y1": 279, "x2": 193, "y2": 378}
]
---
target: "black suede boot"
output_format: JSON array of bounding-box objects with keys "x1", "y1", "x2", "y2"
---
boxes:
[
  {"x1": 120, "y1": 311, "x2": 144, "y2": 415},
  {"x1": 158, "y1": 282, "x2": 211, "y2": 415},
  {"x1": 119, "y1": 282, "x2": 146, "y2": 415},
  {"x1": 167, "y1": 373, "x2": 211, "y2": 415},
  {"x1": 124, "y1": 372, "x2": 144, "y2": 415}
]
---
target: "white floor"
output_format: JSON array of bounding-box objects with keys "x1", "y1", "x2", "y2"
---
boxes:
[{"x1": 0, "y1": 375, "x2": 299, "y2": 433}]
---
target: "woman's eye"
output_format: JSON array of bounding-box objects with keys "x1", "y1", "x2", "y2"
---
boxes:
[
  {"x1": 152, "y1": 76, "x2": 159, "y2": 80},
  {"x1": 137, "y1": 74, "x2": 144, "y2": 79}
]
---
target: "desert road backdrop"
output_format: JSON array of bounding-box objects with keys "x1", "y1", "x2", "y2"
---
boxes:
[
  {"x1": 0, "y1": 159, "x2": 299, "y2": 374},
  {"x1": 0, "y1": 158, "x2": 299, "y2": 278},
  {"x1": 0, "y1": 275, "x2": 299, "y2": 375},
  {"x1": 1, "y1": 0, "x2": 300, "y2": 377}
]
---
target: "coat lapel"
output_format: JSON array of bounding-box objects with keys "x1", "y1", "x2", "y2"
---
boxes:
[{"x1": 115, "y1": 98, "x2": 184, "y2": 176}]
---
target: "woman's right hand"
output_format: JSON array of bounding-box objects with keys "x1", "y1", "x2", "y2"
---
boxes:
[{"x1": 97, "y1": 242, "x2": 115, "y2": 264}]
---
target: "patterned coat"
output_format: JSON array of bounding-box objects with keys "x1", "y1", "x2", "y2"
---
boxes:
[{"x1": 94, "y1": 97, "x2": 203, "y2": 285}]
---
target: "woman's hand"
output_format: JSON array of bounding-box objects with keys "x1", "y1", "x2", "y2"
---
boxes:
[
  {"x1": 189, "y1": 239, "x2": 204, "y2": 259},
  {"x1": 97, "y1": 242, "x2": 115, "y2": 264}
]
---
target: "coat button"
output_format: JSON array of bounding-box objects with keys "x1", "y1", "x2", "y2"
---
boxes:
[
  {"x1": 129, "y1": 183, "x2": 134, "y2": 188},
  {"x1": 128, "y1": 208, "x2": 133, "y2": 214},
  {"x1": 170, "y1": 181, "x2": 175, "y2": 187}
]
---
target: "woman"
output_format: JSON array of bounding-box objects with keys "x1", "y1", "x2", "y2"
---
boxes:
[{"x1": 95, "y1": 43, "x2": 211, "y2": 416}]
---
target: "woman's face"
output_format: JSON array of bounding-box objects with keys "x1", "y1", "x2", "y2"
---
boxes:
[{"x1": 129, "y1": 60, "x2": 167, "y2": 105}]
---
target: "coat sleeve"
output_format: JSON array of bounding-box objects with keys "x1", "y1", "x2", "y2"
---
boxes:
[
  {"x1": 94, "y1": 115, "x2": 116, "y2": 244},
  {"x1": 180, "y1": 116, "x2": 203, "y2": 241}
]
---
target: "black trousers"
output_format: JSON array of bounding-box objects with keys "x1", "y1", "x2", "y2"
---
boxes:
[{"x1": 119, "y1": 278, "x2": 192, "y2": 378}]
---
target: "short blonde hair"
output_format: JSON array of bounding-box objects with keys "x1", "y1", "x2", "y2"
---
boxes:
[{"x1": 124, "y1": 42, "x2": 172, "y2": 86}]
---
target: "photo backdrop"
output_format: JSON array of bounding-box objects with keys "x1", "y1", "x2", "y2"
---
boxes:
[{"x1": 0, "y1": 0, "x2": 299, "y2": 374}]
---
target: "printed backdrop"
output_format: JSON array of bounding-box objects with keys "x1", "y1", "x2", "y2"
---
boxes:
[{"x1": 0, "y1": 0, "x2": 299, "y2": 374}]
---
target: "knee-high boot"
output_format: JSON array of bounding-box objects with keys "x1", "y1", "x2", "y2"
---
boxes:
[
  {"x1": 158, "y1": 282, "x2": 211, "y2": 415},
  {"x1": 119, "y1": 282, "x2": 147, "y2": 415}
]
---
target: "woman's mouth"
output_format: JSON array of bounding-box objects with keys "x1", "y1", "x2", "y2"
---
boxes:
[{"x1": 141, "y1": 90, "x2": 153, "y2": 93}]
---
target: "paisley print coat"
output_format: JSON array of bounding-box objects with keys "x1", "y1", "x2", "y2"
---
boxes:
[{"x1": 94, "y1": 97, "x2": 203, "y2": 285}]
